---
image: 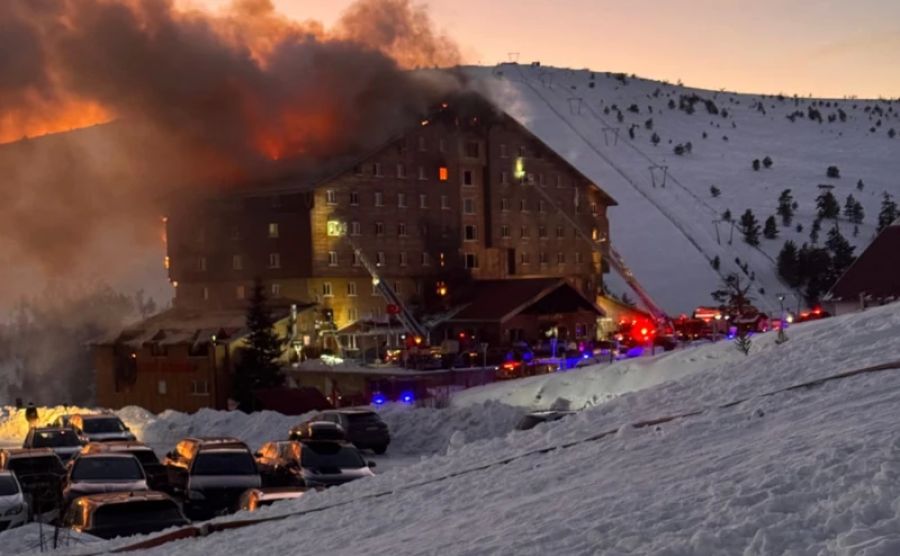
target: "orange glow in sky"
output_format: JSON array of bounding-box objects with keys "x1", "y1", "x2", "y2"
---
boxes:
[{"x1": 193, "y1": 0, "x2": 900, "y2": 98}]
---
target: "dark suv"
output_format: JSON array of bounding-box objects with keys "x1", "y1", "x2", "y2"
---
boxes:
[
  {"x1": 62, "y1": 453, "x2": 148, "y2": 508},
  {"x1": 22, "y1": 427, "x2": 84, "y2": 462},
  {"x1": 0, "y1": 448, "x2": 66, "y2": 516},
  {"x1": 164, "y1": 437, "x2": 261, "y2": 520},
  {"x1": 62, "y1": 491, "x2": 189, "y2": 539},
  {"x1": 255, "y1": 440, "x2": 374, "y2": 488},
  {"x1": 80, "y1": 442, "x2": 167, "y2": 490},
  {"x1": 294, "y1": 410, "x2": 390, "y2": 454}
]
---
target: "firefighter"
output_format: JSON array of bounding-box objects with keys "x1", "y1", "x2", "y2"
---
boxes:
[{"x1": 25, "y1": 402, "x2": 39, "y2": 428}]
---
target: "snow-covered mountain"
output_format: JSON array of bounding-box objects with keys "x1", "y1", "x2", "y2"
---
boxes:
[{"x1": 471, "y1": 64, "x2": 900, "y2": 314}]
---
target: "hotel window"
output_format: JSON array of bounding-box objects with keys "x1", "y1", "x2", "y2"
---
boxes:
[
  {"x1": 418, "y1": 166, "x2": 427, "y2": 180},
  {"x1": 499, "y1": 144, "x2": 508, "y2": 158},
  {"x1": 501, "y1": 198, "x2": 510, "y2": 212},
  {"x1": 518, "y1": 145, "x2": 526, "y2": 157},
  {"x1": 441, "y1": 195, "x2": 450, "y2": 210},
  {"x1": 463, "y1": 198, "x2": 476, "y2": 214},
  {"x1": 520, "y1": 226, "x2": 530, "y2": 239},
  {"x1": 158, "y1": 380, "x2": 167, "y2": 395},
  {"x1": 322, "y1": 282, "x2": 333, "y2": 297},
  {"x1": 539, "y1": 173, "x2": 546, "y2": 186},
  {"x1": 501, "y1": 225, "x2": 510, "y2": 239},
  {"x1": 556, "y1": 174, "x2": 563, "y2": 188},
  {"x1": 501, "y1": 171, "x2": 509, "y2": 185},
  {"x1": 421, "y1": 252, "x2": 431, "y2": 266},
  {"x1": 520, "y1": 252, "x2": 530, "y2": 265},
  {"x1": 197, "y1": 257, "x2": 207, "y2": 272},
  {"x1": 232, "y1": 255, "x2": 243, "y2": 270},
  {"x1": 439, "y1": 138, "x2": 447, "y2": 152},
  {"x1": 418, "y1": 136, "x2": 426, "y2": 151},
  {"x1": 269, "y1": 253, "x2": 281, "y2": 269},
  {"x1": 539, "y1": 251, "x2": 548, "y2": 264},
  {"x1": 520, "y1": 199, "x2": 528, "y2": 212},
  {"x1": 376, "y1": 251, "x2": 385, "y2": 266},
  {"x1": 352, "y1": 252, "x2": 361, "y2": 266},
  {"x1": 373, "y1": 162, "x2": 383, "y2": 177},
  {"x1": 575, "y1": 251, "x2": 583, "y2": 264},
  {"x1": 464, "y1": 225, "x2": 478, "y2": 241},
  {"x1": 398, "y1": 193, "x2": 407, "y2": 208},
  {"x1": 465, "y1": 141, "x2": 480, "y2": 158},
  {"x1": 419, "y1": 194, "x2": 428, "y2": 209},
  {"x1": 350, "y1": 191, "x2": 359, "y2": 205},
  {"x1": 556, "y1": 226, "x2": 565, "y2": 238},
  {"x1": 399, "y1": 252, "x2": 408, "y2": 266},
  {"x1": 236, "y1": 285, "x2": 246, "y2": 299},
  {"x1": 398, "y1": 222, "x2": 408, "y2": 236},
  {"x1": 325, "y1": 190, "x2": 337, "y2": 205},
  {"x1": 557, "y1": 252, "x2": 566, "y2": 264},
  {"x1": 271, "y1": 283, "x2": 281, "y2": 297},
  {"x1": 374, "y1": 191, "x2": 383, "y2": 206},
  {"x1": 375, "y1": 222, "x2": 384, "y2": 236},
  {"x1": 202, "y1": 287, "x2": 209, "y2": 301},
  {"x1": 464, "y1": 253, "x2": 479, "y2": 269},
  {"x1": 327, "y1": 251, "x2": 338, "y2": 266},
  {"x1": 268, "y1": 223, "x2": 279, "y2": 238},
  {"x1": 327, "y1": 220, "x2": 344, "y2": 237},
  {"x1": 347, "y1": 282, "x2": 358, "y2": 297},
  {"x1": 348, "y1": 308, "x2": 359, "y2": 322},
  {"x1": 591, "y1": 202, "x2": 598, "y2": 216},
  {"x1": 350, "y1": 221, "x2": 361, "y2": 236},
  {"x1": 538, "y1": 226, "x2": 547, "y2": 238},
  {"x1": 190, "y1": 380, "x2": 209, "y2": 396},
  {"x1": 539, "y1": 200, "x2": 546, "y2": 213},
  {"x1": 439, "y1": 167, "x2": 449, "y2": 181},
  {"x1": 397, "y1": 163, "x2": 407, "y2": 179},
  {"x1": 463, "y1": 170, "x2": 473, "y2": 186}
]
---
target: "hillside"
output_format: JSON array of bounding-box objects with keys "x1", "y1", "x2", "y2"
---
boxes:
[{"x1": 470, "y1": 64, "x2": 900, "y2": 314}]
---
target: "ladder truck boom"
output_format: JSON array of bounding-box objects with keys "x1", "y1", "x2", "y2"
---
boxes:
[{"x1": 345, "y1": 235, "x2": 429, "y2": 341}]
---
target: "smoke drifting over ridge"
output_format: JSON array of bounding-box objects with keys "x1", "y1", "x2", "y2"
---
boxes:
[{"x1": 0, "y1": 0, "x2": 463, "y2": 294}]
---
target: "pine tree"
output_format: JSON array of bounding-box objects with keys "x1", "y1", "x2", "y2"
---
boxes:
[
  {"x1": 722, "y1": 209, "x2": 732, "y2": 222},
  {"x1": 777, "y1": 240, "x2": 800, "y2": 287},
  {"x1": 711, "y1": 273, "x2": 754, "y2": 314},
  {"x1": 797, "y1": 244, "x2": 834, "y2": 304},
  {"x1": 816, "y1": 191, "x2": 840, "y2": 219},
  {"x1": 752, "y1": 159, "x2": 761, "y2": 171},
  {"x1": 826, "y1": 225, "x2": 855, "y2": 275},
  {"x1": 233, "y1": 278, "x2": 284, "y2": 412},
  {"x1": 810, "y1": 218, "x2": 821, "y2": 244},
  {"x1": 739, "y1": 209, "x2": 761, "y2": 246},
  {"x1": 763, "y1": 215, "x2": 779, "y2": 239},
  {"x1": 711, "y1": 255, "x2": 721, "y2": 270},
  {"x1": 878, "y1": 192, "x2": 898, "y2": 231},
  {"x1": 710, "y1": 185, "x2": 721, "y2": 198},
  {"x1": 843, "y1": 194, "x2": 864, "y2": 225},
  {"x1": 762, "y1": 156, "x2": 773, "y2": 168},
  {"x1": 735, "y1": 328, "x2": 752, "y2": 356},
  {"x1": 776, "y1": 189, "x2": 794, "y2": 226}
]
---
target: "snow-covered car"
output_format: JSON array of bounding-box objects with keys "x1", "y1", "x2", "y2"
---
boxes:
[
  {"x1": 164, "y1": 437, "x2": 261, "y2": 520},
  {"x1": 515, "y1": 410, "x2": 577, "y2": 431},
  {"x1": 256, "y1": 440, "x2": 375, "y2": 488},
  {"x1": 62, "y1": 491, "x2": 189, "y2": 539},
  {"x1": 22, "y1": 427, "x2": 84, "y2": 462},
  {"x1": 62, "y1": 453, "x2": 149, "y2": 508},
  {"x1": 0, "y1": 448, "x2": 66, "y2": 516},
  {"x1": 293, "y1": 409, "x2": 390, "y2": 454},
  {"x1": 238, "y1": 487, "x2": 308, "y2": 512},
  {"x1": 67, "y1": 414, "x2": 136, "y2": 443},
  {"x1": 80, "y1": 442, "x2": 168, "y2": 491},
  {"x1": 0, "y1": 471, "x2": 28, "y2": 531}
]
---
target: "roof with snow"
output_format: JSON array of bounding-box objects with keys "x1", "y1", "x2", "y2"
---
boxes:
[
  {"x1": 827, "y1": 220, "x2": 900, "y2": 301},
  {"x1": 450, "y1": 278, "x2": 604, "y2": 323}
]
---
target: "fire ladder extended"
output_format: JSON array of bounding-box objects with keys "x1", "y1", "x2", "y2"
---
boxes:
[{"x1": 344, "y1": 235, "x2": 430, "y2": 341}]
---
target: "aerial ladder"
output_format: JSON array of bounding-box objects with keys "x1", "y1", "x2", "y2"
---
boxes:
[
  {"x1": 344, "y1": 234, "x2": 430, "y2": 342},
  {"x1": 527, "y1": 176, "x2": 672, "y2": 328}
]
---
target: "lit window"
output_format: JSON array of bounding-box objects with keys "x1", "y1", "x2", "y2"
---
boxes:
[
  {"x1": 373, "y1": 162, "x2": 383, "y2": 177},
  {"x1": 322, "y1": 282, "x2": 333, "y2": 297},
  {"x1": 328, "y1": 251, "x2": 338, "y2": 266},
  {"x1": 398, "y1": 193, "x2": 407, "y2": 208},
  {"x1": 351, "y1": 221, "x2": 361, "y2": 236},
  {"x1": 232, "y1": 255, "x2": 243, "y2": 270},
  {"x1": 439, "y1": 167, "x2": 449, "y2": 181},
  {"x1": 327, "y1": 220, "x2": 345, "y2": 237},
  {"x1": 268, "y1": 223, "x2": 279, "y2": 238},
  {"x1": 325, "y1": 190, "x2": 337, "y2": 205},
  {"x1": 463, "y1": 170, "x2": 473, "y2": 185},
  {"x1": 419, "y1": 194, "x2": 428, "y2": 209},
  {"x1": 236, "y1": 285, "x2": 246, "y2": 299},
  {"x1": 397, "y1": 163, "x2": 407, "y2": 179},
  {"x1": 347, "y1": 282, "x2": 357, "y2": 297},
  {"x1": 399, "y1": 252, "x2": 408, "y2": 266},
  {"x1": 501, "y1": 225, "x2": 510, "y2": 239},
  {"x1": 374, "y1": 192, "x2": 383, "y2": 206},
  {"x1": 441, "y1": 195, "x2": 450, "y2": 210},
  {"x1": 463, "y1": 198, "x2": 475, "y2": 214},
  {"x1": 465, "y1": 253, "x2": 479, "y2": 269},
  {"x1": 514, "y1": 157, "x2": 526, "y2": 180},
  {"x1": 592, "y1": 227, "x2": 599, "y2": 241},
  {"x1": 350, "y1": 191, "x2": 359, "y2": 205},
  {"x1": 269, "y1": 253, "x2": 281, "y2": 269},
  {"x1": 398, "y1": 222, "x2": 408, "y2": 236},
  {"x1": 418, "y1": 166, "x2": 427, "y2": 180},
  {"x1": 375, "y1": 222, "x2": 384, "y2": 236},
  {"x1": 464, "y1": 225, "x2": 478, "y2": 241},
  {"x1": 271, "y1": 283, "x2": 281, "y2": 296},
  {"x1": 499, "y1": 144, "x2": 508, "y2": 158}
]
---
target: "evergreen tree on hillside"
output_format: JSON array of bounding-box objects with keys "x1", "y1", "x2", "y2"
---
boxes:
[
  {"x1": 710, "y1": 185, "x2": 721, "y2": 198},
  {"x1": 763, "y1": 215, "x2": 779, "y2": 239},
  {"x1": 810, "y1": 218, "x2": 822, "y2": 244},
  {"x1": 722, "y1": 209, "x2": 732, "y2": 222},
  {"x1": 825, "y1": 225, "x2": 855, "y2": 276},
  {"x1": 797, "y1": 244, "x2": 834, "y2": 304},
  {"x1": 843, "y1": 194, "x2": 864, "y2": 225},
  {"x1": 816, "y1": 191, "x2": 840, "y2": 220},
  {"x1": 777, "y1": 240, "x2": 801, "y2": 287},
  {"x1": 878, "y1": 192, "x2": 898, "y2": 231},
  {"x1": 776, "y1": 189, "x2": 794, "y2": 226},
  {"x1": 739, "y1": 209, "x2": 761, "y2": 246},
  {"x1": 233, "y1": 278, "x2": 284, "y2": 412},
  {"x1": 711, "y1": 273, "x2": 754, "y2": 315}
]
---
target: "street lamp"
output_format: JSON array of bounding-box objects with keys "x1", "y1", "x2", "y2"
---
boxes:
[{"x1": 776, "y1": 293, "x2": 788, "y2": 344}]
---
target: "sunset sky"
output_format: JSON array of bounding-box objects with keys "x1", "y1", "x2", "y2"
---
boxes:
[{"x1": 197, "y1": 0, "x2": 900, "y2": 99}]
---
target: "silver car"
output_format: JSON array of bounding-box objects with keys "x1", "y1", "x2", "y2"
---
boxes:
[{"x1": 0, "y1": 471, "x2": 28, "y2": 531}]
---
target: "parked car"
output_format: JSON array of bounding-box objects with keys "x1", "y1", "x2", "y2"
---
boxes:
[
  {"x1": 0, "y1": 448, "x2": 66, "y2": 516},
  {"x1": 293, "y1": 409, "x2": 390, "y2": 454},
  {"x1": 80, "y1": 442, "x2": 168, "y2": 490},
  {"x1": 515, "y1": 410, "x2": 578, "y2": 431},
  {"x1": 22, "y1": 427, "x2": 84, "y2": 462},
  {"x1": 66, "y1": 414, "x2": 136, "y2": 443},
  {"x1": 62, "y1": 491, "x2": 189, "y2": 539},
  {"x1": 62, "y1": 453, "x2": 149, "y2": 508},
  {"x1": 0, "y1": 471, "x2": 28, "y2": 531},
  {"x1": 164, "y1": 437, "x2": 261, "y2": 520},
  {"x1": 256, "y1": 439, "x2": 375, "y2": 488},
  {"x1": 238, "y1": 487, "x2": 307, "y2": 512}
]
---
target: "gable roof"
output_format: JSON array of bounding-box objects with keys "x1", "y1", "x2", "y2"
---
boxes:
[
  {"x1": 450, "y1": 278, "x2": 604, "y2": 323},
  {"x1": 827, "y1": 221, "x2": 900, "y2": 301}
]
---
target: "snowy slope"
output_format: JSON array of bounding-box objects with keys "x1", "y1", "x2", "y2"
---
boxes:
[
  {"x1": 8, "y1": 303, "x2": 898, "y2": 555},
  {"x1": 470, "y1": 65, "x2": 900, "y2": 314}
]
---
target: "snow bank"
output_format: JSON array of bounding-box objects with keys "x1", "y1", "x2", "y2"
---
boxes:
[{"x1": 0, "y1": 523, "x2": 100, "y2": 553}]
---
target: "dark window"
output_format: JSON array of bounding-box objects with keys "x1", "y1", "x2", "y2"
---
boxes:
[
  {"x1": 81, "y1": 418, "x2": 127, "y2": 434},
  {"x1": 31, "y1": 430, "x2": 81, "y2": 448},
  {"x1": 463, "y1": 170, "x2": 473, "y2": 185},
  {"x1": 192, "y1": 452, "x2": 258, "y2": 475},
  {"x1": 0, "y1": 476, "x2": 19, "y2": 496},
  {"x1": 71, "y1": 457, "x2": 143, "y2": 481},
  {"x1": 92, "y1": 500, "x2": 185, "y2": 529},
  {"x1": 465, "y1": 141, "x2": 480, "y2": 158},
  {"x1": 464, "y1": 225, "x2": 478, "y2": 241},
  {"x1": 8, "y1": 456, "x2": 64, "y2": 476},
  {"x1": 300, "y1": 444, "x2": 365, "y2": 469}
]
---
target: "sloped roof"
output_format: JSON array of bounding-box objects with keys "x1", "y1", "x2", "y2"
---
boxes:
[
  {"x1": 828, "y1": 221, "x2": 900, "y2": 301},
  {"x1": 450, "y1": 278, "x2": 604, "y2": 323}
]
